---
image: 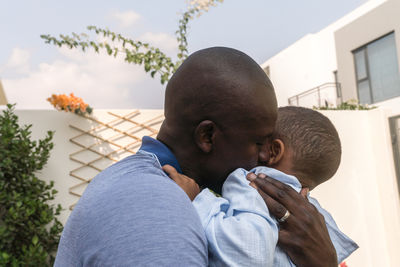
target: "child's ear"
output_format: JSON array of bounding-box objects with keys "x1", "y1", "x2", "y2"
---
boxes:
[
  {"x1": 268, "y1": 139, "x2": 285, "y2": 166},
  {"x1": 194, "y1": 120, "x2": 217, "y2": 153}
]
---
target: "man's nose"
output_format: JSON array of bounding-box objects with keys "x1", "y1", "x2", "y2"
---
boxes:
[{"x1": 258, "y1": 146, "x2": 269, "y2": 165}]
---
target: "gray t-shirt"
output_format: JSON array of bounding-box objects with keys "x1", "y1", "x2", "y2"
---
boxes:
[{"x1": 55, "y1": 137, "x2": 208, "y2": 266}]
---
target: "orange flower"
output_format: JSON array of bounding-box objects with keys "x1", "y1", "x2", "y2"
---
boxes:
[{"x1": 47, "y1": 93, "x2": 92, "y2": 115}]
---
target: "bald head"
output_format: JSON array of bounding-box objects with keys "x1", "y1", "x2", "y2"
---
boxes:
[
  {"x1": 164, "y1": 47, "x2": 276, "y2": 130},
  {"x1": 158, "y1": 47, "x2": 277, "y2": 193}
]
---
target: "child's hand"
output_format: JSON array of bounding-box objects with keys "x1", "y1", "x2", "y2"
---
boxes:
[{"x1": 162, "y1": 164, "x2": 200, "y2": 201}]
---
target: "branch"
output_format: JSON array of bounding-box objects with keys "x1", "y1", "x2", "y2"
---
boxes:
[
  {"x1": 40, "y1": 0, "x2": 224, "y2": 85},
  {"x1": 41, "y1": 26, "x2": 175, "y2": 84},
  {"x1": 175, "y1": 0, "x2": 224, "y2": 67}
]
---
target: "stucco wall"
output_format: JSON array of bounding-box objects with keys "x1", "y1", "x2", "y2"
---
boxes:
[
  {"x1": 261, "y1": 32, "x2": 338, "y2": 106},
  {"x1": 334, "y1": 0, "x2": 400, "y2": 112},
  {"x1": 312, "y1": 108, "x2": 400, "y2": 267},
  {"x1": 12, "y1": 109, "x2": 164, "y2": 224},
  {"x1": 8, "y1": 108, "x2": 400, "y2": 266},
  {"x1": 261, "y1": 0, "x2": 386, "y2": 107}
]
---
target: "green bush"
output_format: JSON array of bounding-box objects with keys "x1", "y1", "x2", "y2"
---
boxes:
[
  {"x1": 315, "y1": 99, "x2": 376, "y2": 110},
  {"x1": 0, "y1": 104, "x2": 63, "y2": 266}
]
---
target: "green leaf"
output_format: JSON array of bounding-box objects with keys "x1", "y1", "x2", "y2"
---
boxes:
[
  {"x1": 40, "y1": 0, "x2": 223, "y2": 87},
  {"x1": 32, "y1": 235, "x2": 39, "y2": 245},
  {"x1": 2, "y1": 252, "x2": 10, "y2": 260},
  {"x1": 105, "y1": 44, "x2": 112, "y2": 55},
  {"x1": 0, "y1": 105, "x2": 63, "y2": 265},
  {"x1": 144, "y1": 63, "x2": 151, "y2": 72}
]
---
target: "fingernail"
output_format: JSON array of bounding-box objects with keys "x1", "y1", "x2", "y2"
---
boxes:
[
  {"x1": 258, "y1": 173, "x2": 266, "y2": 179},
  {"x1": 246, "y1": 172, "x2": 257, "y2": 181}
]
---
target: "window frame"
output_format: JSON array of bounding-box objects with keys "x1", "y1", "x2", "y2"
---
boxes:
[{"x1": 352, "y1": 31, "x2": 398, "y2": 104}]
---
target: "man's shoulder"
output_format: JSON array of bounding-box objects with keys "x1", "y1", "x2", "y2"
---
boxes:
[
  {"x1": 78, "y1": 151, "x2": 191, "y2": 212},
  {"x1": 85, "y1": 151, "x2": 170, "y2": 191},
  {"x1": 99, "y1": 151, "x2": 161, "y2": 178},
  {"x1": 56, "y1": 151, "x2": 208, "y2": 266}
]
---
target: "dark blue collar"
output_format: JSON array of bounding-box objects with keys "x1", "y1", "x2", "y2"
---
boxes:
[{"x1": 139, "y1": 136, "x2": 182, "y2": 174}]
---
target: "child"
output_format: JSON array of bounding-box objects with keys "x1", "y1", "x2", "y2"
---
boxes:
[{"x1": 163, "y1": 106, "x2": 358, "y2": 266}]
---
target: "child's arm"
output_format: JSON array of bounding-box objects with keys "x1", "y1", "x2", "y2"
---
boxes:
[
  {"x1": 195, "y1": 190, "x2": 278, "y2": 267},
  {"x1": 163, "y1": 165, "x2": 278, "y2": 266},
  {"x1": 194, "y1": 168, "x2": 279, "y2": 267},
  {"x1": 163, "y1": 164, "x2": 200, "y2": 201}
]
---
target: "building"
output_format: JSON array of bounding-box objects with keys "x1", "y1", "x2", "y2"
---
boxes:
[
  {"x1": 262, "y1": 0, "x2": 400, "y2": 192},
  {"x1": 262, "y1": 0, "x2": 395, "y2": 108},
  {"x1": 0, "y1": 80, "x2": 8, "y2": 105},
  {"x1": 261, "y1": 0, "x2": 400, "y2": 265},
  {"x1": 335, "y1": 0, "x2": 400, "y2": 114},
  {"x1": 262, "y1": 0, "x2": 400, "y2": 174}
]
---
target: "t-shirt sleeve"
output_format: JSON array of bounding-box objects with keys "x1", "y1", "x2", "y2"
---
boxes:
[
  {"x1": 192, "y1": 168, "x2": 278, "y2": 267},
  {"x1": 55, "y1": 170, "x2": 208, "y2": 267}
]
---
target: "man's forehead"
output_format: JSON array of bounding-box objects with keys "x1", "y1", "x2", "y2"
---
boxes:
[
  {"x1": 232, "y1": 114, "x2": 276, "y2": 137},
  {"x1": 239, "y1": 106, "x2": 277, "y2": 127}
]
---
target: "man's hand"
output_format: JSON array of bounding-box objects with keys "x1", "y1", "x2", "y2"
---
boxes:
[
  {"x1": 247, "y1": 172, "x2": 338, "y2": 267},
  {"x1": 163, "y1": 165, "x2": 200, "y2": 201}
]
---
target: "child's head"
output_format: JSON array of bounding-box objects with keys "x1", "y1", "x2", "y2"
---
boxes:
[{"x1": 266, "y1": 106, "x2": 341, "y2": 190}]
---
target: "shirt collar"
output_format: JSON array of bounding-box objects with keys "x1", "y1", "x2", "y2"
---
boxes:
[
  {"x1": 251, "y1": 166, "x2": 303, "y2": 193},
  {"x1": 139, "y1": 136, "x2": 182, "y2": 174}
]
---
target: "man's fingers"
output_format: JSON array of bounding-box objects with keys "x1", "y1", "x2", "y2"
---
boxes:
[
  {"x1": 300, "y1": 187, "x2": 309, "y2": 199},
  {"x1": 246, "y1": 172, "x2": 257, "y2": 182},
  {"x1": 252, "y1": 176, "x2": 300, "y2": 214},
  {"x1": 257, "y1": 188, "x2": 288, "y2": 220},
  {"x1": 249, "y1": 182, "x2": 258, "y2": 190},
  {"x1": 277, "y1": 230, "x2": 302, "y2": 263},
  {"x1": 277, "y1": 229, "x2": 292, "y2": 248}
]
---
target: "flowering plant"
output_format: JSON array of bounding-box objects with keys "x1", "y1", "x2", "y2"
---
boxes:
[{"x1": 47, "y1": 93, "x2": 93, "y2": 115}]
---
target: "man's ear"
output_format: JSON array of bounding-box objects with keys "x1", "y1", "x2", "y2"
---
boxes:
[
  {"x1": 194, "y1": 120, "x2": 217, "y2": 153},
  {"x1": 268, "y1": 139, "x2": 285, "y2": 166}
]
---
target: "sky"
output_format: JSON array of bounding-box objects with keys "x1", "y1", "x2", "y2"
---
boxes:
[{"x1": 0, "y1": 0, "x2": 368, "y2": 109}]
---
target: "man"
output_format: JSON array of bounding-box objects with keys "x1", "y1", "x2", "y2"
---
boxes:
[{"x1": 55, "y1": 47, "x2": 337, "y2": 266}]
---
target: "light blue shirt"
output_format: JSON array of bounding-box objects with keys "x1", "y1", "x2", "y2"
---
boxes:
[
  {"x1": 193, "y1": 166, "x2": 358, "y2": 267},
  {"x1": 55, "y1": 137, "x2": 208, "y2": 266}
]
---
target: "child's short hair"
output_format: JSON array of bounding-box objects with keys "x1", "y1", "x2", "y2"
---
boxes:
[{"x1": 274, "y1": 106, "x2": 341, "y2": 185}]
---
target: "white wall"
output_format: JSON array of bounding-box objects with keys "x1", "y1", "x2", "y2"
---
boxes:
[
  {"x1": 375, "y1": 96, "x2": 400, "y2": 116},
  {"x1": 261, "y1": 0, "x2": 386, "y2": 107},
  {"x1": 312, "y1": 108, "x2": 400, "y2": 267},
  {"x1": 8, "y1": 108, "x2": 400, "y2": 266},
  {"x1": 261, "y1": 31, "x2": 337, "y2": 106},
  {"x1": 13, "y1": 109, "x2": 164, "y2": 225}
]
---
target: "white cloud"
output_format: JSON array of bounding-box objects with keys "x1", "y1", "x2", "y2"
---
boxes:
[
  {"x1": 110, "y1": 10, "x2": 141, "y2": 28},
  {"x1": 0, "y1": 28, "x2": 181, "y2": 110},
  {"x1": 4, "y1": 48, "x2": 31, "y2": 74},
  {"x1": 1, "y1": 46, "x2": 165, "y2": 109},
  {"x1": 139, "y1": 32, "x2": 178, "y2": 55}
]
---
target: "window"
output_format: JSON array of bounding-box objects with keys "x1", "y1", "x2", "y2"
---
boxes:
[{"x1": 353, "y1": 32, "x2": 400, "y2": 104}]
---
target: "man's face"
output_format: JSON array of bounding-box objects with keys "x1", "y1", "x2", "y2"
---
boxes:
[{"x1": 202, "y1": 113, "x2": 276, "y2": 193}]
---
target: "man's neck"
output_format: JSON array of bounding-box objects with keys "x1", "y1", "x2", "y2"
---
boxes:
[{"x1": 157, "y1": 132, "x2": 203, "y2": 186}]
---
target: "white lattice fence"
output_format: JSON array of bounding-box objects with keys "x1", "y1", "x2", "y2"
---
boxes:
[{"x1": 68, "y1": 110, "x2": 164, "y2": 210}]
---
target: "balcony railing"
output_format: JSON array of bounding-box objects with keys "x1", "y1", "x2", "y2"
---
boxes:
[{"x1": 288, "y1": 82, "x2": 342, "y2": 108}]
